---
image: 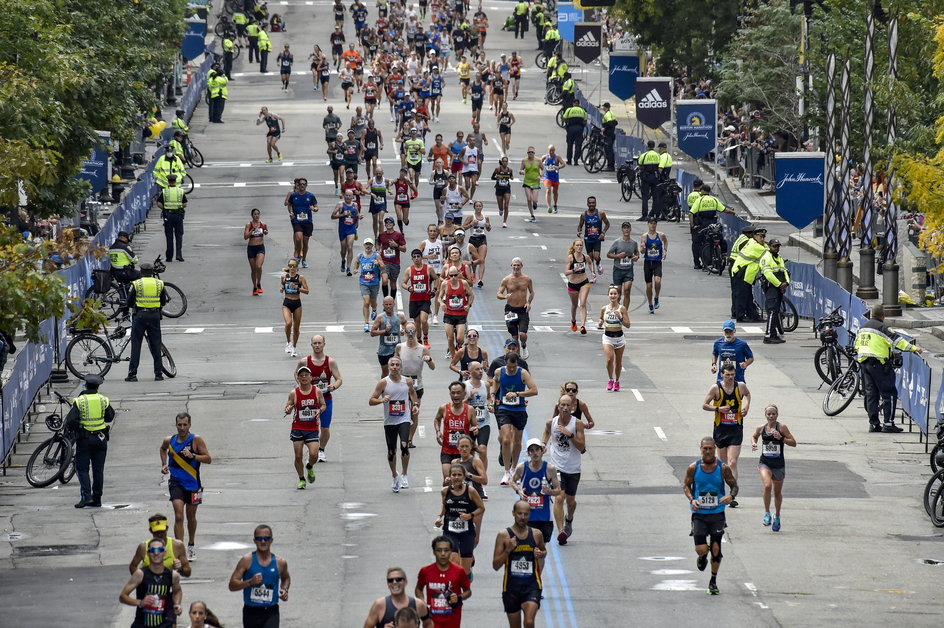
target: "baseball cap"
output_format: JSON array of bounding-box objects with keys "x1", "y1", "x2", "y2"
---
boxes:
[
  {"x1": 768, "y1": 238, "x2": 781, "y2": 246},
  {"x1": 621, "y1": 221, "x2": 632, "y2": 228},
  {"x1": 384, "y1": 216, "x2": 395, "y2": 224},
  {"x1": 722, "y1": 320, "x2": 736, "y2": 331},
  {"x1": 454, "y1": 229, "x2": 465, "y2": 237},
  {"x1": 364, "y1": 237, "x2": 375, "y2": 245},
  {"x1": 504, "y1": 337, "x2": 519, "y2": 347},
  {"x1": 149, "y1": 519, "x2": 168, "y2": 532},
  {"x1": 296, "y1": 365, "x2": 312, "y2": 374},
  {"x1": 526, "y1": 438, "x2": 545, "y2": 451}
]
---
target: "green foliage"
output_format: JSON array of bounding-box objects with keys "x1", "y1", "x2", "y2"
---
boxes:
[
  {"x1": 0, "y1": 0, "x2": 188, "y2": 218},
  {"x1": 716, "y1": 0, "x2": 802, "y2": 138}
]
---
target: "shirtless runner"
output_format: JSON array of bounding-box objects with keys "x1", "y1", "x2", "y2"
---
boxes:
[{"x1": 496, "y1": 257, "x2": 535, "y2": 359}]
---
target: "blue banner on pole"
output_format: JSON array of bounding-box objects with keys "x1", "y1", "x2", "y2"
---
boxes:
[
  {"x1": 557, "y1": 3, "x2": 582, "y2": 42},
  {"x1": 774, "y1": 152, "x2": 826, "y2": 229},
  {"x1": 182, "y1": 21, "x2": 207, "y2": 61},
  {"x1": 608, "y1": 53, "x2": 639, "y2": 101},
  {"x1": 676, "y1": 100, "x2": 716, "y2": 160},
  {"x1": 76, "y1": 131, "x2": 111, "y2": 194},
  {"x1": 896, "y1": 333, "x2": 931, "y2": 434}
]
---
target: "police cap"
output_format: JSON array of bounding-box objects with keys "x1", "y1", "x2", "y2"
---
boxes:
[{"x1": 84, "y1": 375, "x2": 103, "y2": 388}]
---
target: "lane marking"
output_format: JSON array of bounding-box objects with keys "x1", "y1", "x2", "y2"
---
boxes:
[
  {"x1": 424, "y1": 476, "x2": 433, "y2": 493},
  {"x1": 417, "y1": 425, "x2": 426, "y2": 439},
  {"x1": 742, "y1": 326, "x2": 764, "y2": 333},
  {"x1": 653, "y1": 426, "x2": 667, "y2": 441},
  {"x1": 671, "y1": 326, "x2": 692, "y2": 333},
  {"x1": 254, "y1": 327, "x2": 273, "y2": 333},
  {"x1": 325, "y1": 325, "x2": 345, "y2": 332},
  {"x1": 234, "y1": 182, "x2": 246, "y2": 187},
  {"x1": 534, "y1": 326, "x2": 554, "y2": 332},
  {"x1": 540, "y1": 245, "x2": 547, "y2": 250},
  {"x1": 632, "y1": 389, "x2": 644, "y2": 402},
  {"x1": 184, "y1": 328, "x2": 204, "y2": 334},
  {"x1": 744, "y1": 582, "x2": 757, "y2": 596}
]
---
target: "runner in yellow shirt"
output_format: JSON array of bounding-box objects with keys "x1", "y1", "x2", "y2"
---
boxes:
[{"x1": 456, "y1": 57, "x2": 472, "y2": 104}]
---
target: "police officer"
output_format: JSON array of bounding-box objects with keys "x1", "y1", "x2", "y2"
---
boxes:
[
  {"x1": 854, "y1": 304, "x2": 923, "y2": 433},
  {"x1": 728, "y1": 224, "x2": 755, "y2": 318},
  {"x1": 172, "y1": 109, "x2": 189, "y2": 134},
  {"x1": 258, "y1": 22, "x2": 272, "y2": 73},
  {"x1": 637, "y1": 140, "x2": 660, "y2": 221},
  {"x1": 246, "y1": 19, "x2": 261, "y2": 63},
  {"x1": 560, "y1": 72, "x2": 576, "y2": 110},
  {"x1": 657, "y1": 142, "x2": 672, "y2": 180},
  {"x1": 532, "y1": 5, "x2": 546, "y2": 49},
  {"x1": 159, "y1": 175, "x2": 188, "y2": 263},
  {"x1": 729, "y1": 227, "x2": 766, "y2": 322},
  {"x1": 759, "y1": 239, "x2": 789, "y2": 344},
  {"x1": 167, "y1": 131, "x2": 186, "y2": 160},
  {"x1": 513, "y1": 0, "x2": 529, "y2": 38},
  {"x1": 125, "y1": 263, "x2": 169, "y2": 382},
  {"x1": 222, "y1": 33, "x2": 236, "y2": 79},
  {"x1": 542, "y1": 23, "x2": 561, "y2": 60},
  {"x1": 233, "y1": 9, "x2": 249, "y2": 42},
  {"x1": 601, "y1": 103, "x2": 617, "y2": 171},
  {"x1": 67, "y1": 375, "x2": 115, "y2": 508},
  {"x1": 154, "y1": 144, "x2": 187, "y2": 190},
  {"x1": 689, "y1": 184, "x2": 734, "y2": 269},
  {"x1": 208, "y1": 66, "x2": 229, "y2": 123},
  {"x1": 562, "y1": 100, "x2": 587, "y2": 166},
  {"x1": 109, "y1": 231, "x2": 141, "y2": 283}
]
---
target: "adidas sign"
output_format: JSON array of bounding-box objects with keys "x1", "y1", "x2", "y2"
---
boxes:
[
  {"x1": 638, "y1": 89, "x2": 668, "y2": 109},
  {"x1": 575, "y1": 31, "x2": 598, "y2": 47}
]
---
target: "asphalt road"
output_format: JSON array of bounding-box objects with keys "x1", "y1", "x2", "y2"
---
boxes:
[{"x1": 2, "y1": 2, "x2": 944, "y2": 627}]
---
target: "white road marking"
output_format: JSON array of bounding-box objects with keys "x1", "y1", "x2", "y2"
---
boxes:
[
  {"x1": 653, "y1": 426, "x2": 667, "y2": 441},
  {"x1": 540, "y1": 245, "x2": 547, "y2": 250},
  {"x1": 532, "y1": 232, "x2": 540, "y2": 237},
  {"x1": 632, "y1": 389, "x2": 644, "y2": 402},
  {"x1": 184, "y1": 328, "x2": 204, "y2": 334},
  {"x1": 240, "y1": 163, "x2": 252, "y2": 167},
  {"x1": 234, "y1": 182, "x2": 246, "y2": 187},
  {"x1": 651, "y1": 569, "x2": 693, "y2": 575},
  {"x1": 254, "y1": 327, "x2": 274, "y2": 333},
  {"x1": 282, "y1": 162, "x2": 295, "y2": 166},
  {"x1": 396, "y1": 290, "x2": 403, "y2": 313},
  {"x1": 325, "y1": 325, "x2": 345, "y2": 332},
  {"x1": 742, "y1": 326, "x2": 764, "y2": 333},
  {"x1": 534, "y1": 326, "x2": 554, "y2": 332},
  {"x1": 671, "y1": 326, "x2": 692, "y2": 333},
  {"x1": 652, "y1": 580, "x2": 702, "y2": 591},
  {"x1": 744, "y1": 582, "x2": 758, "y2": 596},
  {"x1": 424, "y1": 476, "x2": 433, "y2": 493},
  {"x1": 417, "y1": 425, "x2": 426, "y2": 439}
]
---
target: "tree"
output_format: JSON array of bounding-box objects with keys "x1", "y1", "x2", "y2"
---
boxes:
[{"x1": 716, "y1": 0, "x2": 803, "y2": 140}]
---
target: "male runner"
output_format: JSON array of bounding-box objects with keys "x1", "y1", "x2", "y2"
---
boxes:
[
  {"x1": 371, "y1": 295, "x2": 407, "y2": 377},
  {"x1": 284, "y1": 178, "x2": 318, "y2": 267},
  {"x1": 433, "y1": 381, "x2": 479, "y2": 480},
  {"x1": 128, "y1": 513, "x2": 192, "y2": 578},
  {"x1": 159, "y1": 412, "x2": 211, "y2": 560},
  {"x1": 496, "y1": 257, "x2": 534, "y2": 359},
  {"x1": 576, "y1": 196, "x2": 610, "y2": 276},
  {"x1": 605, "y1": 221, "x2": 638, "y2": 310},
  {"x1": 490, "y1": 352, "x2": 538, "y2": 487},
  {"x1": 228, "y1": 525, "x2": 292, "y2": 625},
  {"x1": 402, "y1": 248, "x2": 439, "y2": 347},
  {"x1": 640, "y1": 217, "x2": 668, "y2": 314},
  {"x1": 415, "y1": 536, "x2": 472, "y2": 628},
  {"x1": 296, "y1": 335, "x2": 344, "y2": 462},
  {"x1": 369, "y1": 356, "x2": 419, "y2": 492},
  {"x1": 511, "y1": 439, "x2": 560, "y2": 567},
  {"x1": 363, "y1": 567, "x2": 432, "y2": 628},
  {"x1": 701, "y1": 363, "x2": 750, "y2": 506},
  {"x1": 396, "y1": 322, "x2": 436, "y2": 447},
  {"x1": 492, "y1": 500, "x2": 546, "y2": 628},
  {"x1": 542, "y1": 394, "x2": 585, "y2": 545},
  {"x1": 284, "y1": 366, "x2": 326, "y2": 489}
]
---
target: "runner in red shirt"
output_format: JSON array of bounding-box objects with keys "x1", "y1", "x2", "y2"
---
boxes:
[
  {"x1": 415, "y1": 536, "x2": 472, "y2": 628},
  {"x1": 402, "y1": 250, "x2": 438, "y2": 347},
  {"x1": 377, "y1": 217, "x2": 407, "y2": 301},
  {"x1": 284, "y1": 366, "x2": 326, "y2": 489},
  {"x1": 433, "y1": 381, "x2": 478, "y2": 479}
]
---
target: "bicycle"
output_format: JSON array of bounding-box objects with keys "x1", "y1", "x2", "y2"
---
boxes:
[
  {"x1": 822, "y1": 346, "x2": 897, "y2": 417},
  {"x1": 182, "y1": 135, "x2": 204, "y2": 169},
  {"x1": 649, "y1": 179, "x2": 682, "y2": 221},
  {"x1": 616, "y1": 160, "x2": 639, "y2": 201},
  {"x1": 923, "y1": 467, "x2": 944, "y2": 527},
  {"x1": 762, "y1": 294, "x2": 799, "y2": 333},
  {"x1": 581, "y1": 126, "x2": 607, "y2": 173},
  {"x1": 699, "y1": 223, "x2": 727, "y2": 275},
  {"x1": 535, "y1": 40, "x2": 563, "y2": 70},
  {"x1": 544, "y1": 79, "x2": 563, "y2": 106},
  {"x1": 26, "y1": 392, "x2": 77, "y2": 488},
  {"x1": 84, "y1": 257, "x2": 188, "y2": 321},
  {"x1": 66, "y1": 318, "x2": 177, "y2": 380},
  {"x1": 929, "y1": 417, "x2": 944, "y2": 473},
  {"x1": 214, "y1": 14, "x2": 235, "y2": 38},
  {"x1": 813, "y1": 307, "x2": 851, "y2": 384}
]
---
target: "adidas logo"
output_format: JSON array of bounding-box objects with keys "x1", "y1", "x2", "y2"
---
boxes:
[
  {"x1": 637, "y1": 88, "x2": 669, "y2": 109},
  {"x1": 575, "y1": 31, "x2": 598, "y2": 47}
]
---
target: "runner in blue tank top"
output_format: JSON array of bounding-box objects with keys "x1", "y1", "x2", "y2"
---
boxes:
[
  {"x1": 512, "y1": 437, "x2": 561, "y2": 561},
  {"x1": 490, "y1": 353, "x2": 538, "y2": 487},
  {"x1": 229, "y1": 525, "x2": 291, "y2": 626},
  {"x1": 683, "y1": 437, "x2": 738, "y2": 596},
  {"x1": 356, "y1": 238, "x2": 385, "y2": 332},
  {"x1": 641, "y1": 218, "x2": 668, "y2": 313},
  {"x1": 332, "y1": 190, "x2": 361, "y2": 276}
]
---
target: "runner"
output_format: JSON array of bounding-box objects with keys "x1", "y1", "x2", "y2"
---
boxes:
[
  {"x1": 284, "y1": 366, "x2": 325, "y2": 489},
  {"x1": 641, "y1": 217, "x2": 668, "y2": 314},
  {"x1": 415, "y1": 536, "x2": 472, "y2": 628},
  {"x1": 364, "y1": 76, "x2": 381, "y2": 121},
  {"x1": 419, "y1": 224, "x2": 445, "y2": 326},
  {"x1": 564, "y1": 239, "x2": 595, "y2": 335},
  {"x1": 518, "y1": 147, "x2": 540, "y2": 223},
  {"x1": 449, "y1": 329, "x2": 489, "y2": 381},
  {"x1": 449, "y1": 132, "x2": 466, "y2": 175},
  {"x1": 750, "y1": 404, "x2": 796, "y2": 532},
  {"x1": 606, "y1": 221, "x2": 639, "y2": 310},
  {"x1": 463, "y1": 360, "x2": 492, "y2": 474},
  {"x1": 402, "y1": 249, "x2": 438, "y2": 347},
  {"x1": 157, "y1": 412, "x2": 209, "y2": 561},
  {"x1": 318, "y1": 55, "x2": 332, "y2": 100},
  {"x1": 577, "y1": 196, "x2": 610, "y2": 275},
  {"x1": 343, "y1": 130, "x2": 364, "y2": 177},
  {"x1": 356, "y1": 238, "x2": 385, "y2": 331},
  {"x1": 456, "y1": 55, "x2": 471, "y2": 102},
  {"x1": 701, "y1": 364, "x2": 751, "y2": 506},
  {"x1": 491, "y1": 352, "x2": 538, "y2": 486},
  {"x1": 329, "y1": 135, "x2": 346, "y2": 195},
  {"x1": 332, "y1": 189, "x2": 361, "y2": 276},
  {"x1": 228, "y1": 525, "x2": 292, "y2": 624},
  {"x1": 682, "y1": 437, "x2": 738, "y2": 595},
  {"x1": 599, "y1": 286, "x2": 631, "y2": 391},
  {"x1": 511, "y1": 439, "x2": 560, "y2": 566},
  {"x1": 340, "y1": 65, "x2": 356, "y2": 108},
  {"x1": 437, "y1": 461, "x2": 485, "y2": 577},
  {"x1": 369, "y1": 356, "x2": 419, "y2": 492},
  {"x1": 309, "y1": 45, "x2": 325, "y2": 91},
  {"x1": 297, "y1": 335, "x2": 344, "y2": 462},
  {"x1": 280, "y1": 259, "x2": 309, "y2": 357},
  {"x1": 119, "y1": 538, "x2": 183, "y2": 627},
  {"x1": 378, "y1": 216, "x2": 407, "y2": 299},
  {"x1": 543, "y1": 394, "x2": 585, "y2": 546},
  {"x1": 404, "y1": 128, "x2": 427, "y2": 188},
  {"x1": 497, "y1": 104, "x2": 515, "y2": 152},
  {"x1": 244, "y1": 208, "x2": 268, "y2": 295},
  {"x1": 256, "y1": 107, "x2": 285, "y2": 162},
  {"x1": 371, "y1": 296, "x2": 407, "y2": 377},
  {"x1": 462, "y1": 201, "x2": 490, "y2": 284},
  {"x1": 395, "y1": 322, "x2": 435, "y2": 448},
  {"x1": 277, "y1": 45, "x2": 294, "y2": 89},
  {"x1": 496, "y1": 257, "x2": 534, "y2": 358},
  {"x1": 491, "y1": 157, "x2": 513, "y2": 227},
  {"x1": 540, "y1": 145, "x2": 564, "y2": 213},
  {"x1": 429, "y1": 158, "x2": 450, "y2": 225},
  {"x1": 392, "y1": 168, "x2": 418, "y2": 232},
  {"x1": 452, "y1": 434, "x2": 487, "y2": 534},
  {"x1": 331, "y1": 23, "x2": 346, "y2": 68},
  {"x1": 362, "y1": 118, "x2": 384, "y2": 176},
  {"x1": 284, "y1": 178, "x2": 318, "y2": 267},
  {"x1": 363, "y1": 567, "x2": 432, "y2": 628},
  {"x1": 439, "y1": 267, "x2": 474, "y2": 358},
  {"x1": 368, "y1": 167, "x2": 392, "y2": 239},
  {"x1": 492, "y1": 500, "x2": 546, "y2": 628},
  {"x1": 458, "y1": 135, "x2": 480, "y2": 197},
  {"x1": 430, "y1": 65, "x2": 445, "y2": 120},
  {"x1": 711, "y1": 320, "x2": 754, "y2": 383},
  {"x1": 129, "y1": 513, "x2": 192, "y2": 577},
  {"x1": 433, "y1": 381, "x2": 479, "y2": 479},
  {"x1": 509, "y1": 51, "x2": 522, "y2": 100}
]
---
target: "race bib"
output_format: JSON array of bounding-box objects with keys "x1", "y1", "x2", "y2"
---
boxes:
[
  {"x1": 448, "y1": 518, "x2": 468, "y2": 533},
  {"x1": 587, "y1": 226, "x2": 599, "y2": 236},
  {"x1": 497, "y1": 178, "x2": 509, "y2": 187},
  {"x1": 762, "y1": 441, "x2": 780, "y2": 457},
  {"x1": 190, "y1": 488, "x2": 203, "y2": 505},
  {"x1": 413, "y1": 281, "x2": 427, "y2": 293},
  {"x1": 573, "y1": 262, "x2": 586, "y2": 274},
  {"x1": 720, "y1": 358, "x2": 735, "y2": 371},
  {"x1": 344, "y1": 215, "x2": 355, "y2": 225},
  {"x1": 389, "y1": 400, "x2": 406, "y2": 416},
  {"x1": 383, "y1": 248, "x2": 396, "y2": 259},
  {"x1": 362, "y1": 272, "x2": 375, "y2": 282},
  {"x1": 648, "y1": 246, "x2": 660, "y2": 258},
  {"x1": 605, "y1": 311, "x2": 620, "y2": 325},
  {"x1": 502, "y1": 392, "x2": 521, "y2": 406},
  {"x1": 251, "y1": 227, "x2": 264, "y2": 237},
  {"x1": 472, "y1": 227, "x2": 485, "y2": 236},
  {"x1": 250, "y1": 586, "x2": 274, "y2": 604},
  {"x1": 296, "y1": 212, "x2": 309, "y2": 221},
  {"x1": 448, "y1": 430, "x2": 461, "y2": 445},
  {"x1": 526, "y1": 494, "x2": 544, "y2": 509},
  {"x1": 315, "y1": 381, "x2": 329, "y2": 392},
  {"x1": 720, "y1": 410, "x2": 738, "y2": 425},
  {"x1": 510, "y1": 557, "x2": 532, "y2": 576},
  {"x1": 618, "y1": 256, "x2": 632, "y2": 267},
  {"x1": 449, "y1": 296, "x2": 463, "y2": 309},
  {"x1": 698, "y1": 493, "x2": 718, "y2": 508},
  {"x1": 383, "y1": 334, "x2": 399, "y2": 345},
  {"x1": 504, "y1": 311, "x2": 518, "y2": 322},
  {"x1": 142, "y1": 596, "x2": 166, "y2": 613},
  {"x1": 299, "y1": 407, "x2": 316, "y2": 421},
  {"x1": 397, "y1": 193, "x2": 408, "y2": 202},
  {"x1": 475, "y1": 406, "x2": 486, "y2": 421},
  {"x1": 367, "y1": 141, "x2": 377, "y2": 149}
]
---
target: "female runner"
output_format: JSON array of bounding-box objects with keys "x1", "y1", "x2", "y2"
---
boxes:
[
  {"x1": 280, "y1": 259, "x2": 309, "y2": 357},
  {"x1": 599, "y1": 285, "x2": 631, "y2": 391},
  {"x1": 462, "y1": 200, "x2": 490, "y2": 287},
  {"x1": 243, "y1": 208, "x2": 268, "y2": 295},
  {"x1": 564, "y1": 239, "x2": 595, "y2": 335}
]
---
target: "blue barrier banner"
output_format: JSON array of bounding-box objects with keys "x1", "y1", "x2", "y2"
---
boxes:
[
  {"x1": 614, "y1": 134, "x2": 645, "y2": 166},
  {"x1": 575, "y1": 91, "x2": 600, "y2": 129},
  {"x1": 774, "y1": 152, "x2": 825, "y2": 229},
  {"x1": 557, "y1": 3, "x2": 581, "y2": 42},
  {"x1": 676, "y1": 100, "x2": 716, "y2": 160},
  {"x1": 896, "y1": 334, "x2": 931, "y2": 434},
  {"x1": 936, "y1": 377, "x2": 944, "y2": 422},
  {"x1": 76, "y1": 131, "x2": 112, "y2": 194},
  {"x1": 608, "y1": 53, "x2": 640, "y2": 101},
  {"x1": 1, "y1": 318, "x2": 54, "y2": 458}
]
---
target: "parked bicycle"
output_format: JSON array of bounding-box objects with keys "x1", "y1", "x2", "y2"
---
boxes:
[
  {"x1": 923, "y1": 465, "x2": 944, "y2": 527},
  {"x1": 544, "y1": 78, "x2": 563, "y2": 106},
  {"x1": 930, "y1": 417, "x2": 944, "y2": 473},
  {"x1": 763, "y1": 295, "x2": 799, "y2": 333},
  {"x1": 66, "y1": 317, "x2": 178, "y2": 380},
  {"x1": 617, "y1": 160, "x2": 639, "y2": 201},
  {"x1": 822, "y1": 348, "x2": 903, "y2": 416},
  {"x1": 26, "y1": 392, "x2": 77, "y2": 488},
  {"x1": 581, "y1": 126, "x2": 607, "y2": 173},
  {"x1": 649, "y1": 179, "x2": 683, "y2": 222},
  {"x1": 182, "y1": 135, "x2": 204, "y2": 169},
  {"x1": 84, "y1": 257, "x2": 188, "y2": 321},
  {"x1": 813, "y1": 307, "x2": 851, "y2": 384},
  {"x1": 536, "y1": 40, "x2": 563, "y2": 70},
  {"x1": 699, "y1": 223, "x2": 727, "y2": 275}
]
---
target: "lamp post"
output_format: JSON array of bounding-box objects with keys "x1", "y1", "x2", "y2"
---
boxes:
[
  {"x1": 856, "y1": 12, "x2": 879, "y2": 299},
  {"x1": 822, "y1": 53, "x2": 838, "y2": 281},
  {"x1": 882, "y1": 14, "x2": 902, "y2": 315},
  {"x1": 836, "y1": 59, "x2": 854, "y2": 292}
]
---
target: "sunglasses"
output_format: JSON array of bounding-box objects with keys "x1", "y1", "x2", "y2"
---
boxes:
[
  {"x1": 467, "y1": 333, "x2": 478, "y2": 338},
  {"x1": 254, "y1": 536, "x2": 272, "y2": 542},
  {"x1": 406, "y1": 330, "x2": 416, "y2": 335},
  {"x1": 448, "y1": 274, "x2": 459, "y2": 278},
  {"x1": 387, "y1": 577, "x2": 406, "y2": 583},
  {"x1": 565, "y1": 387, "x2": 577, "y2": 393},
  {"x1": 148, "y1": 547, "x2": 165, "y2": 554},
  {"x1": 527, "y1": 150, "x2": 535, "y2": 153}
]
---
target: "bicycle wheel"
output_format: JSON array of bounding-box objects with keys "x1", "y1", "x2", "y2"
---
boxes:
[
  {"x1": 814, "y1": 345, "x2": 843, "y2": 384},
  {"x1": 232, "y1": 44, "x2": 241, "y2": 61},
  {"x1": 823, "y1": 367, "x2": 860, "y2": 416},
  {"x1": 556, "y1": 108, "x2": 565, "y2": 128},
  {"x1": 621, "y1": 179, "x2": 633, "y2": 202},
  {"x1": 536, "y1": 52, "x2": 547, "y2": 69},
  {"x1": 84, "y1": 285, "x2": 125, "y2": 321},
  {"x1": 781, "y1": 297, "x2": 799, "y2": 332},
  {"x1": 184, "y1": 174, "x2": 195, "y2": 195},
  {"x1": 545, "y1": 85, "x2": 562, "y2": 105},
  {"x1": 59, "y1": 441, "x2": 76, "y2": 485},
  {"x1": 66, "y1": 333, "x2": 114, "y2": 379},
  {"x1": 26, "y1": 437, "x2": 71, "y2": 488},
  {"x1": 214, "y1": 21, "x2": 226, "y2": 37},
  {"x1": 584, "y1": 146, "x2": 605, "y2": 173},
  {"x1": 922, "y1": 469, "x2": 944, "y2": 526},
  {"x1": 186, "y1": 145, "x2": 204, "y2": 168},
  {"x1": 931, "y1": 443, "x2": 944, "y2": 474},
  {"x1": 161, "y1": 344, "x2": 177, "y2": 378},
  {"x1": 161, "y1": 282, "x2": 188, "y2": 318}
]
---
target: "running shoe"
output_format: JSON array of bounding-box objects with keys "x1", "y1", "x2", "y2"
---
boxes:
[
  {"x1": 266, "y1": 158, "x2": 273, "y2": 163},
  {"x1": 253, "y1": 288, "x2": 260, "y2": 296},
  {"x1": 762, "y1": 512, "x2": 772, "y2": 526},
  {"x1": 340, "y1": 261, "x2": 346, "y2": 272},
  {"x1": 257, "y1": 287, "x2": 264, "y2": 294},
  {"x1": 399, "y1": 474, "x2": 409, "y2": 489},
  {"x1": 696, "y1": 554, "x2": 708, "y2": 571},
  {"x1": 477, "y1": 280, "x2": 483, "y2": 288},
  {"x1": 290, "y1": 347, "x2": 298, "y2": 357},
  {"x1": 772, "y1": 516, "x2": 781, "y2": 532},
  {"x1": 188, "y1": 545, "x2": 196, "y2": 561},
  {"x1": 707, "y1": 581, "x2": 719, "y2": 595},
  {"x1": 607, "y1": 380, "x2": 614, "y2": 391},
  {"x1": 347, "y1": 269, "x2": 353, "y2": 277},
  {"x1": 571, "y1": 321, "x2": 577, "y2": 332},
  {"x1": 285, "y1": 342, "x2": 292, "y2": 354},
  {"x1": 654, "y1": 298, "x2": 660, "y2": 309},
  {"x1": 521, "y1": 346, "x2": 529, "y2": 359},
  {"x1": 482, "y1": 487, "x2": 488, "y2": 500},
  {"x1": 500, "y1": 470, "x2": 511, "y2": 486},
  {"x1": 564, "y1": 519, "x2": 573, "y2": 537},
  {"x1": 307, "y1": 466, "x2": 316, "y2": 484},
  {"x1": 557, "y1": 531, "x2": 568, "y2": 545},
  {"x1": 391, "y1": 475, "x2": 401, "y2": 493},
  {"x1": 278, "y1": 153, "x2": 283, "y2": 161},
  {"x1": 370, "y1": 310, "x2": 377, "y2": 321},
  {"x1": 423, "y1": 337, "x2": 430, "y2": 348},
  {"x1": 431, "y1": 314, "x2": 439, "y2": 325},
  {"x1": 363, "y1": 323, "x2": 370, "y2": 332},
  {"x1": 445, "y1": 349, "x2": 452, "y2": 359},
  {"x1": 649, "y1": 306, "x2": 655, "y2": 314},
  {"x1": 613, "y1": 381, "x2": 620, "y2": 392},
  {"x1": 302, "y1": 261, "x2": 309, "y2": 269},
  {"x1": 318, "y1": 450, "x2": 326, "y2": 462},
  {"x1": 598, "y1": 265, "x2": 604, "y2": 274},
  {"x1": 547, "y1": 207, "x2": 553, "y2": 214},
  {"x1": 580, "y1": 326, "x2": 587, "y2": 335},
  {"x1": 553, "y1": 206, "x2": 558, "y2": 214},
  {"x1": 297, "y1": 479, "x2": 307, "y2": 490},
  {"x1": 527, "y1": 217, "x2": 537, "y2": 223},
  {"x1": 502, "y1": 222, "x2": 508, "y2": 228}
]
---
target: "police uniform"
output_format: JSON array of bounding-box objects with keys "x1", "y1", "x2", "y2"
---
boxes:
[
  {"x1": 759, "y1": 242, "x2": 789, "y2": 342},
  {"x1": 514, "y1": 0, "x2": 529, "y2": 38},
  {"x1": 126, "y1": 268, "x2": 168, "y2": 381},
  {"x1": 153, "y1": 152, "x2": 186, "y2": 189},
  {"x1": 223, "y1": 36, "x2": 236, "y2": 79},
  {"x1": 109, "y1": 235, "x2": 141, "y2": 283},
  {"x1": 729, "y1": 231, "x2": 766, "y2": 321},
  {"x1": 728, "y1": 227, "x2": 754, "y2": 317},
  {"x1": 689, "y1": 193, "x2": 726, "y2": 268},
  {"x1": 246, "y1": 21, "x2": 261, "y2": 63},
  {"x1": 601, "y1": 108, "x2": 617, "y2": 170},
  {"x1": 66, "y1": 376, "x2": 115, "y2": 508},
  {"x1": 543, "y1": 26, "x2": 560, "y2": 58},
  {"x1": 854, "y1": 315, "x2": 920, "y2": 431},
  {"x1": 208, "y1": 71, "x2": 229, "y2": 123},
  {"x1": 637, "y1": 147, "x2": 660, "y2": 219},
  {"x1": 560, "y1": 76, "x2": 576, "y2": 109},
  {"x1": 258, "y1": 28, "x2": 272, "y2": 73},
  {"x1": 159, "y1": 182, "x2": 187, "y2": 262},
  {"x1": 562, "y1": 103, "x2": 587, "y2": 165}
]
